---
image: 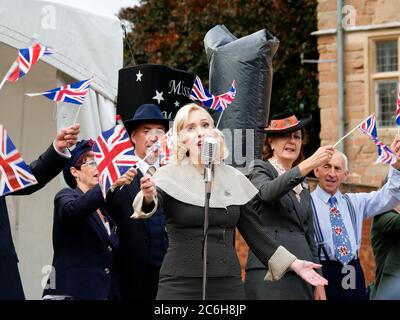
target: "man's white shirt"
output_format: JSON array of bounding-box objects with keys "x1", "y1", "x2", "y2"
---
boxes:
[{"x1": 311, "y1": 166, "x2": 400, "y2": 260}]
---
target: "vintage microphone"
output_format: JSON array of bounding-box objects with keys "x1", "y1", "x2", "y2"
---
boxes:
[{"x1": 200, "y1": 136, "x2": 218, "y2": 300}]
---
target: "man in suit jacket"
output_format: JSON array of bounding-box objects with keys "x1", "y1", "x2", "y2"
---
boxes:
[
  {"x1": 106, "y1": 104, "x2": 168, "y2": 300},
  {"x1": 0, "y1": 124, "x2": 80, "y2": 300},
  {"x1": 370, "y1": 207, "x2": 400, "y2": 299}
]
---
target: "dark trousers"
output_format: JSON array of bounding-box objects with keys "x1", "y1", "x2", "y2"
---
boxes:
[
  {"x1": 321, "y1": 258, "x2": 368, "y2": 300},
  {"x1": 118, "y1": 262, "x2": 160, "y2": 300},
  {"x1": 143, "y1": 263, "x2": 161, "y2": 300}
]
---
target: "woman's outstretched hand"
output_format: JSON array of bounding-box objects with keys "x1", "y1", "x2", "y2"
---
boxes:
[{"x1": 290, "y1": 259, "x2": 328, "y2": 287}]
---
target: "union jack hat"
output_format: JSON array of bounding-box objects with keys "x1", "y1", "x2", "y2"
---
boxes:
[{"x1": 259, "y1": 109, "x2": 312, "y2": 135}]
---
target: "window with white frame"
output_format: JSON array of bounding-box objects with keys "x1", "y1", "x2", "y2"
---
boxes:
[{"x1": 373, "y1": 39, "x2": 399, "y2": 127}]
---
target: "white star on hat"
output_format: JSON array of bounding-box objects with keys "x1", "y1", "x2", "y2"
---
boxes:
[
  {"x1": 174, "y1": 101, "x2": 179, "y2": 107},
  {"x1": 136, "y1": 70, "x2": 143, "y2": 82},
  {"x1": 152, "y1": 90, "x2": 164, "y2": 104}
]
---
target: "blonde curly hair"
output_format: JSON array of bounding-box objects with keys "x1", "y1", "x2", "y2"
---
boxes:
[{"x1": 172, "y1": 103, "x2": 227, "y2": 164}]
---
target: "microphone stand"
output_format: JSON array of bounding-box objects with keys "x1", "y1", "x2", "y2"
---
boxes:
[{"x1": 202, "y1": 162, "x2": 212, "y2": 300}]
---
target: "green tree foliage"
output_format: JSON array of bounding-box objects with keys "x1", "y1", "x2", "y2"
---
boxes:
[{"x1": 120, "y1": 0, "x2": 320, "y2": 156}]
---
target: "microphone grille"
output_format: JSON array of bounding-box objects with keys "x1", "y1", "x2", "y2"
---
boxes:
[{"x1": 201, "y1": 136, "x2": 218, "y2": 163}]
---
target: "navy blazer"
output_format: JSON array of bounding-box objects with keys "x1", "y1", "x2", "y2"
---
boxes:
[
  {"x1": 43, "y1": 185, "x2": 119, "y2": 300},
  {"x1": 106, "y1": 169, "x2": 168, "y2": 300},
  {"x1": 0, "y1": 144, "x2": 69, "y2": 300}
]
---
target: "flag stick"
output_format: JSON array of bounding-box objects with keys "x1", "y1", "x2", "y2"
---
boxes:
[
  {"x1": 216, "y1": 110, "x2": 224, "y2": 129},
  {"x1": 119, "y1": 131, "x2": 169, "y2": 190},
  {"x1": 0, "y1": 61, "x2": 17, "y2": 92},
  {"x1": 72, "y1": 106, "x2": 81, "y2": 125},
  {"x1": 0, "y1": 37, "x2": 39, "y2": 92},
  {"x1": 333, "y1": 121, "x2": 364, "y2": 148},
  {"x1": 142, "y1": 132, "x2": 169, "y2": 163}
]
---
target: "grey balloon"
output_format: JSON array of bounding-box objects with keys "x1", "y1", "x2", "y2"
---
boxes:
[{"x1": 204, "y1": 25, "x2": 279, "y2": 172}]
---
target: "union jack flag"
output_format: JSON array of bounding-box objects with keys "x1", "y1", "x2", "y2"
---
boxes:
[
  {"x1": 396, "y1": 82, "x2": 400, "y2": 126},
  {"x1": 358, "y1": 114, "x2": 378, "y2": 137},
  {"x1": 93, "y1": 124, "x2": 138, "y2": 197},
  {"x1": 190, "y1": 76, "x2": 236, "y2": 112},
  {"x1": 0, "y1": 125, "x2": 38, "y2": 196},
  {"x1": 358, "y1": 114, "x2": 397, "y2": 165},
  {"x1": 26, "y1": 78, "x2": 93, "y2": 105},
  {"x1": 7, "y1": 43, "x2": 55, "y2": 82},
  {"x1": 154, "y1": 129, "x2": 174, "y2": 166}
]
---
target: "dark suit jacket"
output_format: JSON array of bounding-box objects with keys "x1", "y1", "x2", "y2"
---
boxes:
[
  {"x1": 0, "y1": 144, "x2": 69, "y2": 300},
  {"x1": 245, "y1": 160, "x2": 320, "y2": 299},
  {"x1": 43, "y1": 185, "x2": 119, "y2": 300},
  {"x1": 106, "y1": 169, "x2": 168, "y2": 300},
  {"x1": 370, "y1": 210, "x2": 400, "y2": 299}
]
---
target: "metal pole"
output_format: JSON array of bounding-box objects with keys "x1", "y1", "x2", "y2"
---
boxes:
[
  {"x1": 202, "y1": 183, "x2": 211, "y2": 300},
  {"x1": 337, "y1": 0, "x2": 345, "y2": 152}
]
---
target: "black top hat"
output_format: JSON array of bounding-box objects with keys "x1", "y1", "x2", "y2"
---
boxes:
[
  {"x1": 123, "y1": 103, "x2": 169, "y2": 135},
  {"x1": 117, "y1": 64, "x2": 195, "y2": 123},
  {"x1": 259, "y1": 109, "x2": 312, "y2": 134},
  {"x1": 63, "y1": 139, "x2": 94, "y2": 188}
]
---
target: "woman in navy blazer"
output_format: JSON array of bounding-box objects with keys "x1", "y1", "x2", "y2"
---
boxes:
[{"x1": 43, "y1": 140, "x2": 136, "y2": 300}]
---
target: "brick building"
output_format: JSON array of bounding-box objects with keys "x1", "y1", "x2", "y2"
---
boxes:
[
  {"x1": 236, "y1": 0, "x2": 400, "y2": 290},
  {"x1": 314, "y1": 0, "x2": 400, "y2": 285},
  {"x1": 316, "y1": 0, "x2": 400, "y2": 186}
]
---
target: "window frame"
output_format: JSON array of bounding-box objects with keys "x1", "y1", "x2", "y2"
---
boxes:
[{"x1": 369, "y1": 35, "x2": 400, "y2": 128}]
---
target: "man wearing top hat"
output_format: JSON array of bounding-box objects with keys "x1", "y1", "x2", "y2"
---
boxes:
[{"x1": 106, "y1": 104, "x2": 169, "y2": 300}]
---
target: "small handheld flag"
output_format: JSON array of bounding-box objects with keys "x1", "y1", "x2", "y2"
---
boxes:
[
  {"x1": 358, "y1": 114, "x2": 397, "y2": 165},
  {"x1": 26, "y1": 78, "x2": 93, "y2": 105},
  {"x1": 93, "y1": 124, "x2": 138, "y2": 197},
  {"x1": 154, "y1": 129, "x2": 174, "y2": 166},
  {"x1": 190, "y1": 76, "x2": 236, "y2": 112},
  {"x1": 396, "y1": 82, "x2": 400, "y2": 126},
  {"x1": 0, "y1": 125, "x2": 38, "y2": 196},
  {"x1": 7, "y1": 42, "x2": 55, "y2": 83}
]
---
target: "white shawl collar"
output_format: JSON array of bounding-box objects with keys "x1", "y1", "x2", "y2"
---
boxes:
[{"x1": 153, "y1": 163, "x2": 258, "y2": 208}]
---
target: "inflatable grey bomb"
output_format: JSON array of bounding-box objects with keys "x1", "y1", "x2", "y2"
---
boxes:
[{"x1": 204, "y1": 25, "x2": 279, "y2": 171}]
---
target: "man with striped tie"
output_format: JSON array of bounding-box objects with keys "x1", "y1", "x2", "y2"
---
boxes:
[{"x1": 311, "y1": 136, "x2": 400, "y2": 300}]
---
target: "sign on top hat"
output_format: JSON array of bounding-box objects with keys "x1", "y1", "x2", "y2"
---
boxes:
[{"x1": 117, "y1": 64, "x2": 195, "y2": 122}]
